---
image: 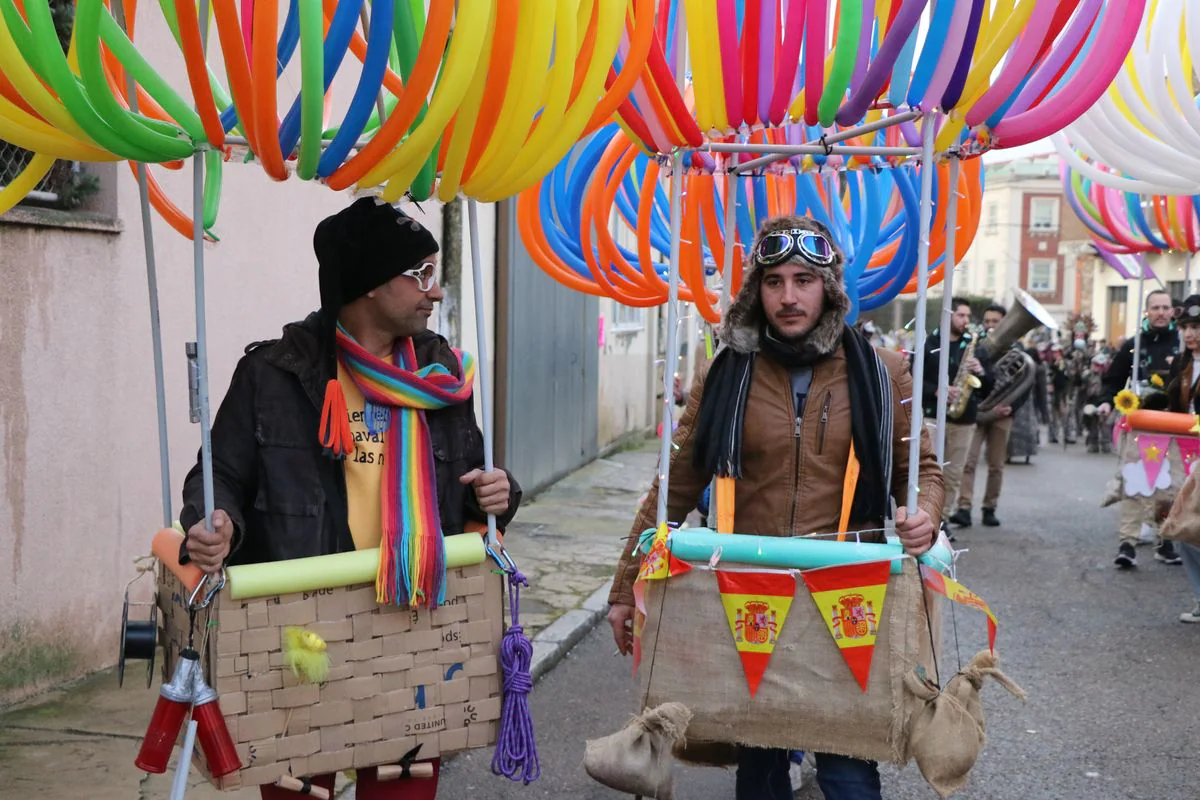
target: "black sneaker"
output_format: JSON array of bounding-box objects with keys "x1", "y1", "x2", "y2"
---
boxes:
[
  {"x1": 1115, "y1": 542, "x2": 1137, "y2": 569},
  {"x1": 1156, "y1": 540, "x2": 1183, "y2": 565},
  {"x1": 948, "y1": 509, "x2": 972, "y2": 528},
  {"x1": 981, "y1": 508, "x2": 1000, "y2": 527}
]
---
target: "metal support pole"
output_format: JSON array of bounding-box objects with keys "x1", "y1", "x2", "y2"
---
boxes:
[
  {"x1": 193, "y1": 0, "x2": 216, "y2": 534},
  {"x1": 720, "y1": 167, "x2": 737, "y2": 317},
  {"x1": 657, "y1": 152, "x2": 685, "y2": 528},
  {"x1": 706, "y1": 109, "x2": 921, "y2": 156},
  {"x1": 906, "y1": 118, "x2": 936, "y2": 514},
  {"x1": 1187, "y1": 252, "x2": 1193, "y2": 294},
  {"x1": 934, "y1": 156, "x2": 961, "y2": 466},
  {"x1": 1132, "y1": 268, "x2": 1145, "y2": 391},
  {"x1": 734, "y1": 145, "x2": 920, "y2": 174},
  {"x1": 467, "y1": 199, "x2": 499, "y2": 546},
  {"x1": 358, "y1": 3, "x2": 389, "y2": 125},
  {"x1": 113, "y1": 0, "x2": 172, "y2": 528}
]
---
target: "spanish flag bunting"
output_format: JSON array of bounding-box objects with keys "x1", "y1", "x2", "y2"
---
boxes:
[
  {"x1": 636, "y1": 523, "x2": 693, "y2": 582},
  {"x1": 920, "y1": 565, "x2": 998, "y2": 652},
  {"x1": 801, "y1": 560, "x2": 891, "y2": 693},
  {"x1": 717, "y1": 571, "x2": 797, "y2": 697}
]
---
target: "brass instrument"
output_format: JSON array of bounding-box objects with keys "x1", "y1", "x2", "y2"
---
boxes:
[
  {"x1": 948, "y1": 326, "x2": 984, "y2": 420},
  {"x1": 976, "y1": 288, "x2": 1059, "y2": 424}
]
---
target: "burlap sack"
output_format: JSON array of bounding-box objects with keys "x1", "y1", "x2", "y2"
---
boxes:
[
  {"x1": 904, "y1": 651, "x2": 1027, "y2": 798},
  {"x1": 638, "y1": 560, "x2": 939, "y2": 765},
  {"x1": 1100, "y1": 472, "x2": 1123, "y2": 507},
  {"x1": 583, "y1": 702, "x2": 692, "y2": 799},
  {"x1": 1161, "y1": 469, "x2": 1200, "y2": 546}
]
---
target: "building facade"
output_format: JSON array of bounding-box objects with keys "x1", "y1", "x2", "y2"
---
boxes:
[{"x1": 950, "y1": 155, "x2": 1086, "y2": 325}]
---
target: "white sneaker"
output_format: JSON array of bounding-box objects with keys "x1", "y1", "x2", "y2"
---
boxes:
[
  {"x1": 1139, "y1": 522, "x2": 1158, "y2": 545},
  {"x1": 1180, "y1": 602, "x2": 1200, "y2": 624}
]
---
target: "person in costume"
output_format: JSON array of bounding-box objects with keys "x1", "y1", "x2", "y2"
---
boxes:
[
  {"x1": 923, "y1": 298, "x2": 995, "y2": 531},
  {"x1": 1080, "y1": 353, "x2": 1114, "y2": 454},
  {"x1": 606, "y1": 215, "x2": 944, "y2": 800},
  {"x1": 954, "y1": 304, "x2": 1030, "y2": 527},
  {"x1": 1100, "y1": 290, "x2": 1180, "y2": 569},
  {"x1": 181, "y1": 197, "x2": 522, "y2": 800}
]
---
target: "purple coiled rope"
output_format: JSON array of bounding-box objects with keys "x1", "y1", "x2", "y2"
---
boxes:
[{"x1": 491, "y1": 569, "x2": 540, "y2": 784}]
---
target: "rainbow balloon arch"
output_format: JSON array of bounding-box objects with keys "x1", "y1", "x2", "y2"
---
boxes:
[{"x1": 0, "y1": 0, "x2": 1152, "y2": 788}]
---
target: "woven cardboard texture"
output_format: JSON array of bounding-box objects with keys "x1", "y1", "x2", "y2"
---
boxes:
[
  {"x1": 158, "y1": 563, "x2": 503, "y2": 790},
  {"x1": 638, "y1": 561, "x2": 939, "y2": 765}
]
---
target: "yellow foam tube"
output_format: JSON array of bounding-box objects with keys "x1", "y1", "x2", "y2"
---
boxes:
[{"x1": 225, "y1": 534, "x2": 487, "y2": 601}]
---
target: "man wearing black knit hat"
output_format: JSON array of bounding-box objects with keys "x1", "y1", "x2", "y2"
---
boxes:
[
  {"x1": 607, "y1": 215, "x2": 944, "y2": 800},
  {"x1": 180, "y1": 197, "x2": 521, "y2": 800}
]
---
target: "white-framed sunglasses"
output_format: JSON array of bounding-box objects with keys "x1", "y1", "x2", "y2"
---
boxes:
[
  {"x1": 754, "y1": 228, "x2": 836, "y2": 267},
  {"x1": 401, "y1": 260, "x2": 438, "y2": 292}
]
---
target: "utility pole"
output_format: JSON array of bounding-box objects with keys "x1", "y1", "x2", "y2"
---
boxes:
[{"x1": 439, "y1": 197, "x2": 462, "y2": 343}]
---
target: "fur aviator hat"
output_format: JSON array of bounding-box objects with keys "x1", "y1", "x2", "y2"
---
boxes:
[{"x1": 718, "y1": 215, "x2": 851, "y2": 355}]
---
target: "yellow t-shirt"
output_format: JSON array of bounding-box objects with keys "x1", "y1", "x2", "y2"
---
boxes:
[{"x1": 339, "y1": 363, "x2": 385, "y2": 550}]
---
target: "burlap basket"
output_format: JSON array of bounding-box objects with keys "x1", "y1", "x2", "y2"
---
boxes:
[
  {"x1": 638, "y1": 560, "x2": 939, "y2": 765},
  {"x1": 157, "y1": 563, "x2": 503, "y2": 790}
]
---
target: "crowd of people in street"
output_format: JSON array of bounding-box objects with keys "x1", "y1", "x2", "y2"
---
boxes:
[{"x1": 857, "y1": 289, "x2": 1200, "y2": 629}]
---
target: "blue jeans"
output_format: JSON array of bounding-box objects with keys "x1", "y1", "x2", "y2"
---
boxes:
[{"x1": 735, "y1": 748, "x2": 881, "y2": 800}]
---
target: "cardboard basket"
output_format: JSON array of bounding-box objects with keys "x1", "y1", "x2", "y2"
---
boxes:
[
  {"x1": 638, "y1": 560, "x2": 939, "y2": 765},
  {"x1": 157, "y1": 563, "x2": 504, "y2": 790}
]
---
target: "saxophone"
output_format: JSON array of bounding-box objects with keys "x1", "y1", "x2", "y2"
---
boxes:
[{"x1": 948, "y1": 327, "x2": 983, "y2": 420}]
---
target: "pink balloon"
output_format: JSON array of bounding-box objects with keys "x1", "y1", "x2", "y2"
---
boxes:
[
  {"x1": 965, "y1": 0, "x2": 1060, "y2": 127},
  {"x1": 993, "y1": 0, "x2": 1148, "y2": 148},
  {"x1": 716, "y1": 0, "x2": 742, "y2": 130},
  {"x1": 803, "y1": 0, "x2": 828, "y2": 126},
  {"x1": 768, "y1": 0, "x2": 807, "y2": 126}
]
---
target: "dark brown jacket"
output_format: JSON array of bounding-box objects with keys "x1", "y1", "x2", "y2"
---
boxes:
[{"x1": 609, "y1": 343, "x2": 943, "y2": 607}]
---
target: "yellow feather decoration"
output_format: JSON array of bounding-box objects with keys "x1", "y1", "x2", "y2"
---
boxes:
[{"x1": 283, "y1": 626, "x2": 329, "y2": 684}]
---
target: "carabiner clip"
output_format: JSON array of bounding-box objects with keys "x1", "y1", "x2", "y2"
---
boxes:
[
  {"x1": 188, "y1": 569, "x2": 226, "y2": 610},
  {"x1": 486, "y1": 543, "x2": 519, "y2": 576}
]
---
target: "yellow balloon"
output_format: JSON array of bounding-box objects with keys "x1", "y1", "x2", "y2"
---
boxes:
[
  {"x1": 457, "y1": 1, "x2": 559, "y2": 195},
  {"x1": 469, "y1": 0, "x2": 578, "y2": 199},
  {"x1": 0, "y1": 6, "x2": 97, "y2": 145},
  {"x1": 683, "y1": 0, "x2": 715, "y2": 132},
  {"x1": 435, "y1": 12, "x2": 498, "y2": 201},
  {"x1": 368, "y1": 0, "x2": 495, "y2": 197},
  {"x1": 485, "y1": 0, "x2": 625, "y2": 200},
  {"x1": 0, "y1": 152, "x2": 55, "y2": 215},
  {"x1": 0, "y1": 101, "x2": 117, "y2": 161}
]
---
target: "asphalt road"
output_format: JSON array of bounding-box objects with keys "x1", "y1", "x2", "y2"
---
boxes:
[{"x1": 442, "y1": 442, "x2": 1200, "y2": 799}]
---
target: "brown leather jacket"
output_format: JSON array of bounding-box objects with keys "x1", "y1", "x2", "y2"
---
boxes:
[{"x1": 609, "y1": 344, "x2": 944, "y2": 607}]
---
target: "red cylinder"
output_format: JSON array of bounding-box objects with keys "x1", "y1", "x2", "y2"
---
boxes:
[
  {"x1": 193, "y1": 700, "x2": 241, "y2": 778},
  {"x1": 134, "y1": 694, "x2": 189, "y2": 773}
]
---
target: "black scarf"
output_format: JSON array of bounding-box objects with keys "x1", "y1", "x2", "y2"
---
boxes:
[{"x1": 693, "y1": 324, "x2": 893, "y2": 527}]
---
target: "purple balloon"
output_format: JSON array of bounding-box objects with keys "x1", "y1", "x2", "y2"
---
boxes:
[
  {"x1": 940, "y1": 0, "x2": 986, "y2": 110},
  {"x1": 836, "y1": 0, "x2": 929, "y2": 126}
]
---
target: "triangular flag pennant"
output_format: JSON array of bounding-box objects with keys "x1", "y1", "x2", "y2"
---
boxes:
[
  {"x1": 637, "y1": 524, "x2": 693, "y2": 583},
  {"x1": 716, "y1": 571, "x2": 796, "y2": 697},
  {"x1": 920, "y1": 566, "x2": 998, "y2": 652},
  {"x1": 1137, "y1": 434, "x2": 1172, "y2": 488},
  {"x1": 637, "y1": 524, "x2": 672, "y2": 581},
  {"x1": 1177, "y1": 437, "x2": 1200, "y2": 476},
  {"x1": 801, "y1": 561, "x2": 891, "y2": 692}
]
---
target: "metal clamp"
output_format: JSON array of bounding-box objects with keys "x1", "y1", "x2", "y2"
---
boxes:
[
  {"x1": 187, "y1": 568, "x2": 226, "y2": 610},
  {"x1": 185, "y1": 342, "x2": 201, "y2": 423}
]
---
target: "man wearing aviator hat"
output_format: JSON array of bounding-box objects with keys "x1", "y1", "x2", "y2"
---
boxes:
[{"x1": 606, "y1": 215, "x2": 944, "y2": 799}]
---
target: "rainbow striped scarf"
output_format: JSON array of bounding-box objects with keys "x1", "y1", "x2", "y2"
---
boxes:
[{"x1": 329, "y1": 326, "x2": 476, "y2": 608}]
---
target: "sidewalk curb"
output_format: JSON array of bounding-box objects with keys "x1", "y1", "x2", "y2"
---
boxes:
[{"x1": 529, "y1": 579, "x2": 613, "y2": 682}]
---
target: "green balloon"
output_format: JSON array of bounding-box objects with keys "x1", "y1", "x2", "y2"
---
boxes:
[
  {"x1": 76, "y1": 0, "x2": 194, "y2": 159},
  {"x1": 296, "y1": 0, "x2": 325, "y2": 180},
  {"x1": 818, "y1": 0, "x2": 863, "y2": 128}
]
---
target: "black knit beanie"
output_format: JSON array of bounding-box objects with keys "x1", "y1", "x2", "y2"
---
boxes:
[{"x1": 313, "y1": 196, "x2": 440, "y2": 313}]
